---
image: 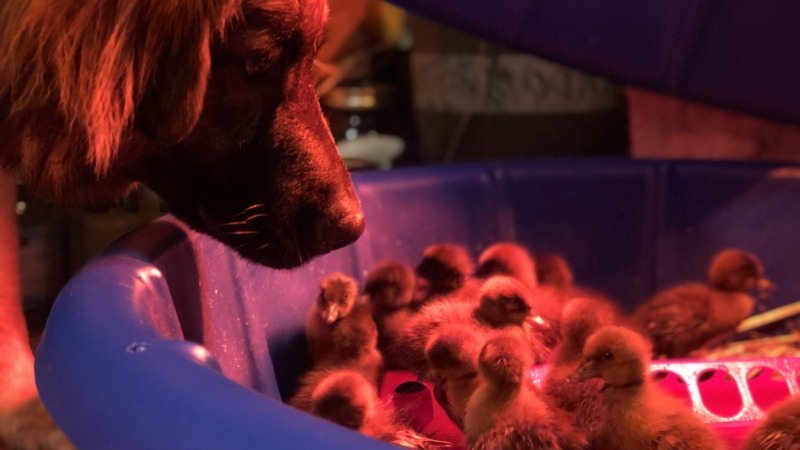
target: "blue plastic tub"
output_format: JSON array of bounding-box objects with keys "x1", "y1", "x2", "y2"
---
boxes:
[{"x1": 35, "y1": 158, "x2": 800, "y2": 449}]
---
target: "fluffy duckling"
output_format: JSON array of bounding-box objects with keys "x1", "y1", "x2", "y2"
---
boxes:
[
  {"x1": 536, "y1": 252, "x2": 617, "y2": 308},
  {"x1": 365, "y1": 259, "x2": 416, "y2": 315},
  {"x1": 631, "y1": 248, "x2": 772, "y2": 358},
  {"x1": 424, "y1": 323, "x2": 486, "y2": 428},
  {"x1": 740, "y1": 395, "x2": 800, "y2": 450},
  {"x1": 464, "y1": 331, "x2": 587, "y2": 450},
  {"x1": 325, "y1": 307, "x2": 384, "y2": 385},
  {"x1": 473, "y1": 276, "x2": 535, "y2": 328},
  {"x1": 473, "y1": 276, "x2": 555, "y2": 360},
  {"x1": 475, "y1": 242, "x2": 538, "y2": 291},
  {"x1": 535, "y1": 252, "x2": 573, "y2": 296},
  {"x1": 305, "y1": 370, "x2": 440, "y2": 449},
  {"x1": 389, "y1": 294, "x2": 478, "y2": 374},
  {"x1": 291, "y1": 313, "x2": 384, "y2": 412},
  {"x1": 543, "y1": 297, "x2": 620, "y2": 443},
  {"x1": 391, "y1": 275, "x2": 551, "y2": 374},
  {"x1": 570, "y1": 325, "x2": 724, "y2": 450},
  {"x1": 308, "y1": 370, "x2": 376, "y2": 430},
  {"x1": 413, "y1": 243, "x2": 476, "y2": 306},
  {"x1": 363, "y1": 260, "x2": 417, "y2": 367},
  {"x1": 549, "y1": 297, "x2": 621, "y2": 370},
  {"x1": 305, "y1": 273, "x2": 362, "y2": 364}
]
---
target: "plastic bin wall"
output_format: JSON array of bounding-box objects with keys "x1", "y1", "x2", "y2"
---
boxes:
[
  {"x1": 35, "y1": 158, "x2": 800, "y2": 449},
  {"x1": 389, "y1": 0, "x2": 800, "y2": 125}
]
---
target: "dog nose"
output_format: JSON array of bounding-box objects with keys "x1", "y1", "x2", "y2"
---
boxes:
[{"x1": 325, "y1": 207, "x2": 365, "y2": 250}]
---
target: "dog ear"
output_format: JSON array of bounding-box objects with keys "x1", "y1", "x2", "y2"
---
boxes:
[{"x1": 134, "y1": 1, "x2": 238, "y2": 144}]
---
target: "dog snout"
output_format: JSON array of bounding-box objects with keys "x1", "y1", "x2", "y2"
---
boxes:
[
  {"x1": 313, "y1": 175, "x2": 365, "y2": 251},
  {"x1": 306, "y1": 88, "x2": 365, "y2": 251},
  {"x1": 325, "y1": 205, "x2": 365, "y2": 251}
]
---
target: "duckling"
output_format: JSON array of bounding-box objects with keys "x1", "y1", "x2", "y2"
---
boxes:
[
  {"x1": 305, "y1": 370, "x2": 440, "y2": 449},
  {"x1": 363, "y1": 260, "x2": 417, "y2": 367},
  {"x1": 424, "y1": 323, "x2": 486, "y2": 428},
  {"x1": 473, "y1": 275, "x2": 555, "y2": 361},
  {"x1": 387, "y1": 244, "x2": 481, "y2": 373},
  {"x1": 473, "y1": 276, "x2": 534, "y2": 328},
  {"x1": 305, "y1": 273, "x2": 362, "y2": 364},
  {"x1": 413, "y1": 243, "x2": 476, "y2": 306},
  {"x1": 475, "y1": 242, "x2": 538, "y2": 291},
  {"x1": 389, "y1": 294, "x2": 478, "y2": 374},
  {"x1": 543, "y1": 297, "x2": 620, "y2": 443},
  {"x1": 570, "y1": 325, "x2": 724, "y2": 450},
  {"x1": 464, "y1": 331, "x2": 587, "y2": 450},
  {"x1": 391, "y1": 275, "x2": 550, "y2": 375},
  {"x1": 365, "y1": 259, "x2": 416, "y2": 315},
  {"x1": 291, "y1": 314, "x2": 384, "y2": 411},
  {"x1": 536, "y1": 252, "x2": 617, "y2": 307},
  {"x1": 324, "y1": 307, "x2": 384, "y2": 385},
  {"x1": 308, "y1": 370, "x2": 376, "y2": 429},
  {"x1": 535, "y1": 252, "x2": 573, "y2": 296},
  {"x1": 630, "y1": 248, "x2": 772, "y2": 358},
  {"x1": 740, "y1": 394, "x2": 800, "y2": 450},
  {"x1": 549, "y1": 297, "x2": 621, "y2": 370}
]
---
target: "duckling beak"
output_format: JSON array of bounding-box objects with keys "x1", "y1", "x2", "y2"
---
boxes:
[
  {"x1": 756, "y1": 278, "x2": 775, "y2": 300},
  {"x1": 322, "y1": 304, "x2": 340, "y2": 324},
  {"x1": 568, "y1": 360, "x2": 598, "y2": 383}
]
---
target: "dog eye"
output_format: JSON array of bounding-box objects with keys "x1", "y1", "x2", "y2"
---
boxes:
[
  {"x1": 603, "y1": 351, "x2": 614, "y2": 360},
  {"x1": 245, "y1": 54, "x2": 273, "y2": 76}
]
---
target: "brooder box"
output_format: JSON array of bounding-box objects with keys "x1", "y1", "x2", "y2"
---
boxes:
[{"x1": 36, "y1": 158, "x2": 800, "y2": 449}]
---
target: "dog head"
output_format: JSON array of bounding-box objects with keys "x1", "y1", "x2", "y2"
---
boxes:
[{"x1": 0, "y1": 0, "x2": 364, "y2": 268}]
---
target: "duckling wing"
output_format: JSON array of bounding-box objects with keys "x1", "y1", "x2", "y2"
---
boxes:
[
  {"x1": 631, "y1": 284, "x2": 713, "y2": 358},
  {"x1": 650, "y1": 413, "x2": 726, "y2": 450},
  {"x1": 471, "y1": 416, "x2": 587, "y2": 450}
]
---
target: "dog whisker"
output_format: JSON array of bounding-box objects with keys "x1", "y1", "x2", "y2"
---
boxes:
[
  {"x1": 232, "y1": 243, "x2": 250, "y2": 252},
  {"x1": 219, "y1": 220, "x2": 252, "y2": 228},
  {"x1": 234, "y1": 203, "x2": 267, "y2": 217},
  {"x1": 226, "y1": 230, "x2": 260, "y2": 236},
  {"x1": 244, "y1": 212, "x2": 269, "y2": 222}
]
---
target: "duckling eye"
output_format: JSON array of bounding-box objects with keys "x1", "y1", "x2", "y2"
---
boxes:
[{"x1": 603, "y1": 351, "x2": 614, "y2": 360}]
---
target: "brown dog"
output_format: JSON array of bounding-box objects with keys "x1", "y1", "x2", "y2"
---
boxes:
[
  {"x1": 0, "y1": 0, "x2": 364, "y2": 447},
  {"x1": 0, "y1": 0, "x2": 365, "y2": 269}
]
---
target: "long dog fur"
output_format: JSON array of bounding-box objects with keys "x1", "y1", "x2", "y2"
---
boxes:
[
  {"x1": 0, "y1": 0, "x2": 236, "y2": 201},
  {"x1": 0, "y1": 0, "x2": 364, "y2": 268},
  {"x1": 0, "y1": 2, "x2": 363, "y2": 446}
]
